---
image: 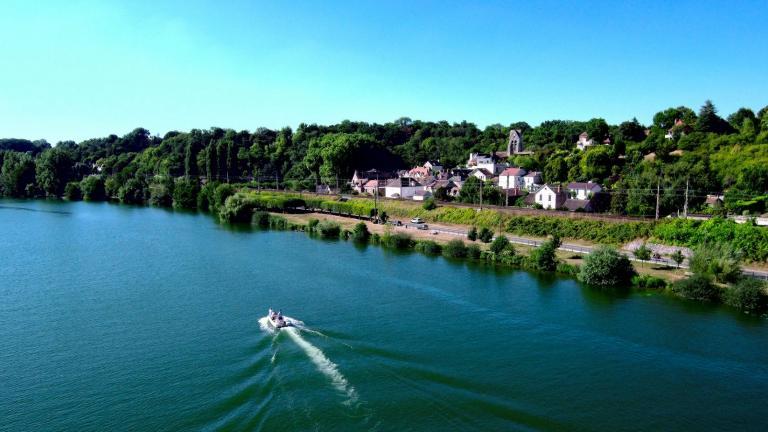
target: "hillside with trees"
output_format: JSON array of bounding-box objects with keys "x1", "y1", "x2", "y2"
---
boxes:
[{"x1": 1, "y1": 100, "x2": 767, "y2": 217}]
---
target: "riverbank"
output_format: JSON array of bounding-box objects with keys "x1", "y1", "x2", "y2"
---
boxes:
[{"x1": 276, "y1": 212, "x2": 690, "y2": 282}]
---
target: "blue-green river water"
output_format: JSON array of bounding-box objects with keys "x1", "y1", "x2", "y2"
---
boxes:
[{"x1": 1, "y1": 199, "x2": 767, "y2": 431}]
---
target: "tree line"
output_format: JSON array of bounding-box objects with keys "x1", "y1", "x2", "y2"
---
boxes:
[{"x1": 1, "y1": 100, "x2": 767, "y2": 216}]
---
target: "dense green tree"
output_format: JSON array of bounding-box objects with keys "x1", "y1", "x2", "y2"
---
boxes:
[
  {"x1": 578, "y1": 246, "x2": 636, "y2": 287},
  {"x1": 0, "y1": 152, "x2": 36, "y2": 197},
  {"x1": 63, "y1": 182, "x2": 82, "y2": 200},
  {"x1": 35, "y1": 148, "x2": 74, "y2": 196},
  {"x1": 80, "y1": 175, "x2": 106, "y2": 201},
  {"x1": 695, "y1": 100, "x2": 732, "y2": 134}
]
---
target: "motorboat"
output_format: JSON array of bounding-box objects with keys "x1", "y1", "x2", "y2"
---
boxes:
[{"x1": 267, "y1": 308, "x2": 293, "y2": 329}]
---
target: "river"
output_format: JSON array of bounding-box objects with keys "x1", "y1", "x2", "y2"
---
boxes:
[{"x1": 1, "y1": 199, "x2": 767, "y2": 431}]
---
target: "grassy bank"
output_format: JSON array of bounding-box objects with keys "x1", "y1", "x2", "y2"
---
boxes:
[{"x1": 220, "y1": 190, "x2": 768, "y2": 262}]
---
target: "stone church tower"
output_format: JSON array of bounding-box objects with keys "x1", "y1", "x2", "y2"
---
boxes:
[{"x1": 507, "y1": 129, "x2": 524, "y2": 154}]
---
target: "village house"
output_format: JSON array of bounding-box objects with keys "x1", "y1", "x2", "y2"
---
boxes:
[
  {"x1": 575, "y1": 132, "x2": 596, "y2": 151},
  {"x1": 363, "y1": 179, "x2": 387, "y2": 196},
  {"x1": 470, "y1": 168, "x2": 494, "y2": 182},
  {"x1": 407, "y1": 166, "x2": 431, "y2": 180},
  {"x1": 523, "y1": 171, "x2": 542, "y2": 190},
  {"x1": 494, "y1": 129, "x2": 531, "y2": 159},
  {"x1": 423, "y1": 160, "x2": 443, "y2": 173},
  {"x1": 705, "y1": 194, "x2": 725, "y2": 208},
  {"x1": 534, "y1": 184, "x2": 567, "y2": 209},
  {"x1": 316, "y1": 184, "x2": 338, "y2": 195},
  {"x1": 384, "y1": 177, "x2": 425, "y2": 199},
  {"x1": 498, "y1": 167, "x2": 527, "y2": 190},
  {"x1": 664, "y1": 119, "x2": 692, "y2": 139},
  {"x1": 567, "y1": 181, "x2": 603, "y2": 200},
  {"x1": 412, "y1": 189, "x2": 433, "y2": 201},
  {"x1": 467, "y1": 153, "x2": 507, "y2": 175}
]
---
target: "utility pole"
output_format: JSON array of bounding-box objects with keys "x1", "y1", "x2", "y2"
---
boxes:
[
  {"x1": 683, "y1": 177, "x2": 689, "y2": 218},
  {"x1": 655, "y1": 178, "x2": 660, "y2": 221},
  {"x1": 276, "y1": 172, "x2": 279, "y2": 191},
  {"x1": 479, "y1": 180, "x2": 483, "y2": 210}
]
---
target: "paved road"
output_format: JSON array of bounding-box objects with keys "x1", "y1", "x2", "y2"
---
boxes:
[{"x1": 394, "y1": 219, "x2": 768, "y2": 281}]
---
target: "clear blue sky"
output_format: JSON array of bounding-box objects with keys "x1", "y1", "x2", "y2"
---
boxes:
[{"x1": 1, "y1": 0, "x2": 766, "y2": 143}]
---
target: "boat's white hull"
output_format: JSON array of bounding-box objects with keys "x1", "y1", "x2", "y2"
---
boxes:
[{"x1": 268, "y1": 316, "x2": 292, "y2": 329}]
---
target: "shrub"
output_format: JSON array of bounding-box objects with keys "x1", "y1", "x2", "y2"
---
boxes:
[
  {"x1": 689, "y1": 243, "x2": 742, "y2": 284},
  {"x1": 196, "y1": 181, "x2": 218, "y2": 211},
  {"x1": 632, "y1": 275, "x2": 667, "y2": 290},
  {"x1": 317, "y1": 220, "x2": 341, "y2": 239},
  {"x1": 213, "y1": 183, "x2": 235, "y2": 209},
  {"x1": 80, "y1": 175, "x2": 106, "y2": 201},
  {"x1": 467, "y1": 226, "x2": 478, "y2": 241},
  {"x1": 118, "y1": 178, "x2": 145, "y2": 204},
  {"x1": 467, "y1": 244, "x2": 482, "y2": 259},
  {"x1": 269, "y1": 215, "x2": 288, "y2": 229},
  {"x1": 443, "y1": 239, "x2": 468, "y2": 258},
  {"x1": 669, "y1": 250, "x2": 685, "y2": 268},
  {"x1": 341, "y1": 229, "x2": 352, "y2": 240},
  {"x1": 556, "y1": 262, "x2": 580, "y2": 276},
  {"x1": 352, "y1": 222, "x2": 370, "y2": 242},
  {"x1": 385, "y1": 232, "x2": 413, "y2": 249},
  {"x1": 723, "y1": 278, "x2": 767, "y2": 314},
  {"x1": 633, "y1": 243, "x2": 652, "y2": 265},
  {"x1": 578, "y1": 246, "x2": 636, "y2": 287},
  {"x1": 308, "y1": 218, "x2": 320, "y2": 231},
  {"x1": 529, "y1": 237, "x2": 559, "y2": 272},
  {"x1": 489, "y1": 235, "x2": 510, "y2": 254},
  {"x1": 422, "y1": 198, "x2": 437, "y2": 210},
  {"x1": 253, "y1": 211, "x2": 270, "y2": 227},
  {"x1": 416, "y1": 240, "x2": 442, "y2": 255},
  {"x1": 148, "y1": 180, "x2": 173, "y2": 207},
  {"x1": 218, "y1": 194, "x2": 255, "y2": 223},
  {"x1": 172, "y1": 178, "x2": 199, "y2": 209},
  {"x1": 669, "y1": 274, "x2": 721, "y2": 302},
  {"x1": 371, "y1": 233, "x2": 381, "y2": 244},
  {"x1": 478, "y1": 227, "x2": 494, "y2": 243},
  {"x1": 63, "y1": 182, "x2": 81, "y2": 200}
]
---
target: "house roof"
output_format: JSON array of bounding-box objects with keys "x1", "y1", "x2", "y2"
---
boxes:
[
  {"x1": 567, "y1": 182, "x2": 601, "y2": 191},
  {"x1": 363, "y1": 179, "x2": 383, "y2": 187},
  {"x1": 564, "y1": 198, "x2": 592, "y2": 211},
  {"x1": 500, "y1": 167, "x2": 527, "y2": 176},
  {"x1": 524, "y1": 171, "x2": 541, "y2": 178},
  {"x1": 471, "y1": 168, "x2": 493, "y2": 176},
  {"x1": 386, "y1": 177, "x2": 423, "y2": 188}
]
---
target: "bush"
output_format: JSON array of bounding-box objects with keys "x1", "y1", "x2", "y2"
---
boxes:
[
  {"x1": 669, "y1": 274, "x2": 721, "y2": 302},
  {"x1": 529, "y1": 237, "x2": 559, "y2": 272},
  {"x1": 385, "y1": 232, "x2": 413, "y2": 249},
  {"x1": 422, "y1": 198, "x2": 437, "y2": 210},
  {"x1": 478, "y1": 227, "x2": 494, "y2": 243},
  {"x1": 632, "y1": 275, "x2": 667, "y2": 290},
  {"x1": 416, "y1": 240, "x2": 442, "y2": 255},
  {"x1": 723, "y1": 279, "x2": 767, "y2": 313},
  {"x1": 253, "y1": 211, "x2": 270, "y2": 227},
  {"x1": 689, "y1": 243, "x2": 742, "y2": 284},
  {"x1": 308, "y1": 218, "x2": 320, "y2": 231},
  {"x1": 317, "y1": 220, "x2": 341, "y2": 239},
  {"x1": 148, "y1": 180, "x2": 173, "y2": 207},
  {"x1": 213, "y1": 183, "x2": 235, "y2": 209},
  {"x1": 63, "y1": 182, "x2": 81, "y2": 200},
  {"x1": 118, "y1": 178, "x2": 145, "y2": 204},
  {"x1": 578, "y1": 246, "x2": 636, "y2": 287},
  {"x1": 371, "y1": 233, "x2": 381, "y2": 244},
  {"x1": 556, "y1": 262, "x2": 580, "y2": 276},
  {"x1": 196, "y1": 182, "x2": 218, "y2": 211},
  {"x1": 490, "y1": 235, "x2": 510, "y2": 254},
  {"x1": 218, "y1": 194, "x2": 255, "y2": 223},
  {"x1": 352, "y1": 222, "x2": 370, "y2": 242},
  {"x1": 80, "y1": 175, "x2": 106, "y2": 201},
  {"x1": 467, "y1": 244, "x2": 482, "y2": 259},
  {"x1": 467, "y1": 226, "x2": 478, "y2": 241},
  {"x1": 443, "y1": 239, "x2": 468, "y2": 259},
  {"x1": 172, "y1": 178, "x2": 199, "y2": 209}
]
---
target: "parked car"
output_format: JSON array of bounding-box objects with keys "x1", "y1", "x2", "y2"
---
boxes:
[
  {"x1": 417, "y1": 224, "x2": 428, "y2": 230},
  {"x1": 410, "y1": 217, "x2": 424, "y2": 224}
]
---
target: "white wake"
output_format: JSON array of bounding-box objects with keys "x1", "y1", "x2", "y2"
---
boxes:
[
  {"x1": 259, "y1": 316, "x2": 358, "y2": 405},
  {"x1": 285, "y1": 327, "x2": 358, "y2": 405}
]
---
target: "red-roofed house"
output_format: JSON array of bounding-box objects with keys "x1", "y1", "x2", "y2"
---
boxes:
[{"x1": 498, "y1": 167, "x2": 528, "y2": 190}]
